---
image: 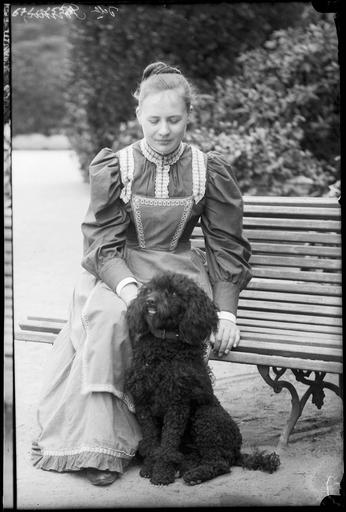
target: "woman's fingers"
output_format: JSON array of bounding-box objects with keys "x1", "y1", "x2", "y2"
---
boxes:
[{"x1": 213, "y1": 319, "x2": 240, "y2": 357}]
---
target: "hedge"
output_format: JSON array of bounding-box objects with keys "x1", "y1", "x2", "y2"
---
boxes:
[
  {"x1": 64, "y1": 2, "x2": 306, "y2": 179},
  {"x1": 113, "y1": 10, "x2": 340, "y2": 196}
]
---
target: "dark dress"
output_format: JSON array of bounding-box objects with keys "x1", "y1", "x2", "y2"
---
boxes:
[{"x1": 32, "y1": 138, "x2": 252, "y2": 473}]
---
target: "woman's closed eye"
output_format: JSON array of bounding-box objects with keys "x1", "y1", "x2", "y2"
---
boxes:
[{"x1": 148, "y1": 117, "x2": 182, "y2": 125}]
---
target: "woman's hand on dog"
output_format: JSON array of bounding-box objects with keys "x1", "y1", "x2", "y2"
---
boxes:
[{"x1": 210, "y1": 318, "x2": 240, "y2": 357}]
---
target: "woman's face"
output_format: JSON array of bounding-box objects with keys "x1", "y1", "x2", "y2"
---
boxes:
[{"x1": 136, "y1": 88, "x2": 189, "y2": 155}]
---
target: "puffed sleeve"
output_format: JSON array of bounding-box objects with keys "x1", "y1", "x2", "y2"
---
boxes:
[
  {"x1": 201, "y1": 152, "x2": 252, "y2": 315},
  {"x1": 81, "y1": 148, "x2": 136, "y2": 291}
]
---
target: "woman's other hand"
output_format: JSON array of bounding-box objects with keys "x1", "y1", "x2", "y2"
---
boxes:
[
  {"x1": 211, "y1": 318, "x2": 240, "y2": 357},
  {"x1": 119, "y1": 283, "x2": 139, "y2": 306}
]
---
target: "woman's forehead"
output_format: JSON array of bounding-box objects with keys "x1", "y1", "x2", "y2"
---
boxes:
[{"x1": 140, "y1": 89, "x2": 186, "y2": 115}]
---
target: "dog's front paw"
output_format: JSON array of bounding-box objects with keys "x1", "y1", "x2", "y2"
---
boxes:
[
  {"x1": 150, "y1": 460, "x2": 176, "y2": 486},
  {"x1": 139, "y1": 456, "x2": 155, "y2": 479}
]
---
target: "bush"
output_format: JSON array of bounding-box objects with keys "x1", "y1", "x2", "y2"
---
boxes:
[
  {"x1": 11, "y1": 17, "x2": 69, "y2": 136},
  {"x1": 106, "y1": 10, "x2": 340, "y2": 196},
  {"x1": 187, "y1": 11, "x2": 340, "y2": 196},
  {"x1": 64, "y1": 3, "x2": 306, "y2": 180}
]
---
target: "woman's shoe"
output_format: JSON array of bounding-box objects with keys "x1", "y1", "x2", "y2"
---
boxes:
[{"x1": 86, "y1": 469, "x2": 119, "y2": 486}]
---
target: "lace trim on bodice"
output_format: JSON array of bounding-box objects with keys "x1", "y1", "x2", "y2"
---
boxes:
[
  {"x1": 190, "y1": 145, "x2": 207, "y2": 204},
  {"x1": 140, "y1": 139, "x2": 185, "y2": 199},
  {"x1": 118, "y1": 144, "x2": 135, "y2": 204},
  {"x1": 117, "y1": 141, "x2": 206, "y2": 204},
  {"x1": 132, "y1": 195, "x2": 194, "y2": 251}
]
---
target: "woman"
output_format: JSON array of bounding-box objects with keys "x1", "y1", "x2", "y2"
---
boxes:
[{"x1": 32, "y1": 62, "x2": 252, "y2": 486}]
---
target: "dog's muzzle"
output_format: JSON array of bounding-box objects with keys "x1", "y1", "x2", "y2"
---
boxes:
[{"x1": 146, "y1": 298, "x2": 157, "y2": 316}]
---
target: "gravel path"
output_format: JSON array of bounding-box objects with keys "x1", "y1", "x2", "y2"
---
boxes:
[{"x1": 11, "y1": 150, "x2": 343, "y2": 508}]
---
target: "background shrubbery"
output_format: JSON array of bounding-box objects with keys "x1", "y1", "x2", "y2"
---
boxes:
[
  {"x1": 64, "y1": 2, "x2": 307, "y2": 179},
  {"x1": 185, "y1": 10, "x2": 340, "y2": 195},
  {"x1": 104, "y1": 9, "x2": 340, "y2": 196},
  {"x1": 11, "y1": 18, "x2": 69, "y2": 136},
  {"x1": 11, "y1": 3, "x2": 340, "y2": 196}
]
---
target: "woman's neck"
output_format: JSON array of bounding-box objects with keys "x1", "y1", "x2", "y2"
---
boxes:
[{"x1": 141, "y1": 139, "x2": 185, "y2": 165}]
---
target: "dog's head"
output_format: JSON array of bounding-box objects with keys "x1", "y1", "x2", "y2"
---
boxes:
[{"x1": 126, "y1": 272, "x2": 219, "y2": 347}]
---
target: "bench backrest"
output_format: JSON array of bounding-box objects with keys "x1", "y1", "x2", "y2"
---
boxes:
[{"x1": 192, "y1": 196, "x2": 342, "y2": 372}]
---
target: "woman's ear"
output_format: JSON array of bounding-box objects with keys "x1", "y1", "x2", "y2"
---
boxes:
[{"x1": 136, "y1": 106, "x2": 141, "y2": 124}]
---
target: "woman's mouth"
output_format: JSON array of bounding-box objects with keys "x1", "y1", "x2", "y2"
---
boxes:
[{"x1": 156, "y1": 140, "x2": 171, "y2": 145}]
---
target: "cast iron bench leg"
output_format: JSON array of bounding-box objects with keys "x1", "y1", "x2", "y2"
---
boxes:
[{"x1": 257, "y1": 365, "x2": 343, "y2": 448}]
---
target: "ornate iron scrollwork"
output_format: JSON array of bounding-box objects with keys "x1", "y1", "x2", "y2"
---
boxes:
[{"x1": 257, "y1": 365, "x2": 342, "y2": 446}]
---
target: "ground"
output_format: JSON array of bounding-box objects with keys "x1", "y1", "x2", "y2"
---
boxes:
[{"x1": 9, "y1": 149, "x2": 343, "y2": 508}]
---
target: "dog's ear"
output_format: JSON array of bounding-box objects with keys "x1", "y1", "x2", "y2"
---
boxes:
[
  {"x1": 179, "y1": 284, "x2": 219, "y2": 346},
  {"x1": 126, "y1": 288, "x2": 149, "y2": 342}
]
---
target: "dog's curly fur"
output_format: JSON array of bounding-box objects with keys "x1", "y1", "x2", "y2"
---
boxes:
[{"x1": 126, "y1": 272, "x2": 280, "y2": 486}]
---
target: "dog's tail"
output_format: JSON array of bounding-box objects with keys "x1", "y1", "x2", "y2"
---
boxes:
[{"x1": 236, "y1": 449, "x2": 280, "y2": 473}]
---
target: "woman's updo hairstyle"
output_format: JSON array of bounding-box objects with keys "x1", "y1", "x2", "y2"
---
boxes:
[{"x1": 134, "y1": 61, "x2": 194, "y2": 112}]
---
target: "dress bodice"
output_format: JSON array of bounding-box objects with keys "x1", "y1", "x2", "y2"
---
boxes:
[
  {"x1": 117, "y1": 139, "x2": 206, "y2": 251},
  {"x1": 81, "y1": 140, "x2": 252, "y2": 313}
]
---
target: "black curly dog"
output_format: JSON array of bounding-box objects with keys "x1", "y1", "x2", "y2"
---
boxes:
[{"x1": 126, "y1": 272, "x2": 280, "y2": 486}]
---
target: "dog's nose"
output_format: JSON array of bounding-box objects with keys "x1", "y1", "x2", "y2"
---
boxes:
[{"x1": 146, "y1": 297, "x2": 157, "y2": 314}]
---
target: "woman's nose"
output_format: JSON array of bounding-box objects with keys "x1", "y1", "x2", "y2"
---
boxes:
[{"x1": 158, "y1": 121, "x2": 170, "y2": 136}]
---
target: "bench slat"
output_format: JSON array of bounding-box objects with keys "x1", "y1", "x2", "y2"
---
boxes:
[
  {"x1": 238, "y1": 298, "x2": 342, "y2": 316},
  {"x1": 210, "y1": 351, "x2": 343, "y2": 374},
  {"x1": 244, "y1": 230, "x2": 341, "y2": 244},
  {"x1": 237, "y1": 318, "x2": 342, "y2": 335},
  {"x1": 192, "y1": 238, "x2": 341, "y2": 259},
  {"x1": 19, "y1": 319, "x2": 66, "y2": 334},
  {"x1": 249, "y1": 243, "x2": 341, "y2": 257},
  {"x1": 193, "y1": 226, "x2": 341, "y2": 244},
  {"x1": 27, "y1": 315, "x2": 67, "y2": 323},
  {"x1": 243, "y1": 197, "x2": 339, "y2": 208},
  {"x1": 15, "y1": 331, "x2": 56, "y2": 344},
  {"x1": 240, "y1": 289, "x2": 342, "y2": 306},
  {"x1": 236, "y1": 309, "x2": 342, "y2": 326},
  {"x1": 236, "y1": 342, "x2": 341, "y2": 363},
  {"x1": 246, "y1": 279, "x2": 342, "y2": 296},
  {"x1": 18, "y1": 318, "x2": 342, "y2": 342},
  {"x1": 250, "y1": 254, "x2": 340, "y2": 269},
  {"x1": 243, "y1": 217, "x2": 340, "y2": 231},
  {"x1": 16, "y1": 326, "x2": 343, "y2": 374},
  {"x1": 252, "y1": 267, "x2": 341, "y2": 283},
  {"x1": 240, "y1": 331, "x2": 341, "y2": 348},
  {"x1": 243, "y1": 205, "x2": 340, "y2": 218}
]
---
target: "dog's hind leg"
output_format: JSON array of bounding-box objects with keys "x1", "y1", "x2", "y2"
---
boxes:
[{"x1": 182, "y1": 405, "x2": 240, "y2": 485}]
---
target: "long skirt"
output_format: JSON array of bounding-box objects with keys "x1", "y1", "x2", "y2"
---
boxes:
[{"x1": 32, "y1": 247, "x2": 212, "y2": 473}]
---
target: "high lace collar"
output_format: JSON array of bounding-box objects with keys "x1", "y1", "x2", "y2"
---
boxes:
[{"x1": 140, "y1": 138, "x2": 185, "y2": 167}]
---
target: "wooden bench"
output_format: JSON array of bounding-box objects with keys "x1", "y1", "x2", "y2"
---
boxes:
[{"x1": 16, "y1": 196, "x2": 343, "y2": 447}]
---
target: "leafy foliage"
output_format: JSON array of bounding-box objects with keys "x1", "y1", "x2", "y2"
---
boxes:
[
  {"x1": 64, "y1": 2, "x2": 305, "y2": 179},
  {"x1": 11, "y1": 18, "x2": 69, "y2": 136},
  {"x1": 106, "y1": 11, "x2": 340, "y2": 196},
  {"x1": 186, "y1": 11, "x2": 340, "y2": 195}
]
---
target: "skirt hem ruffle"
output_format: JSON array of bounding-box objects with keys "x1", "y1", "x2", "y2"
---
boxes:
[{"x1": 31, "y1": 441, "x2": 134, "y2": 473}]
